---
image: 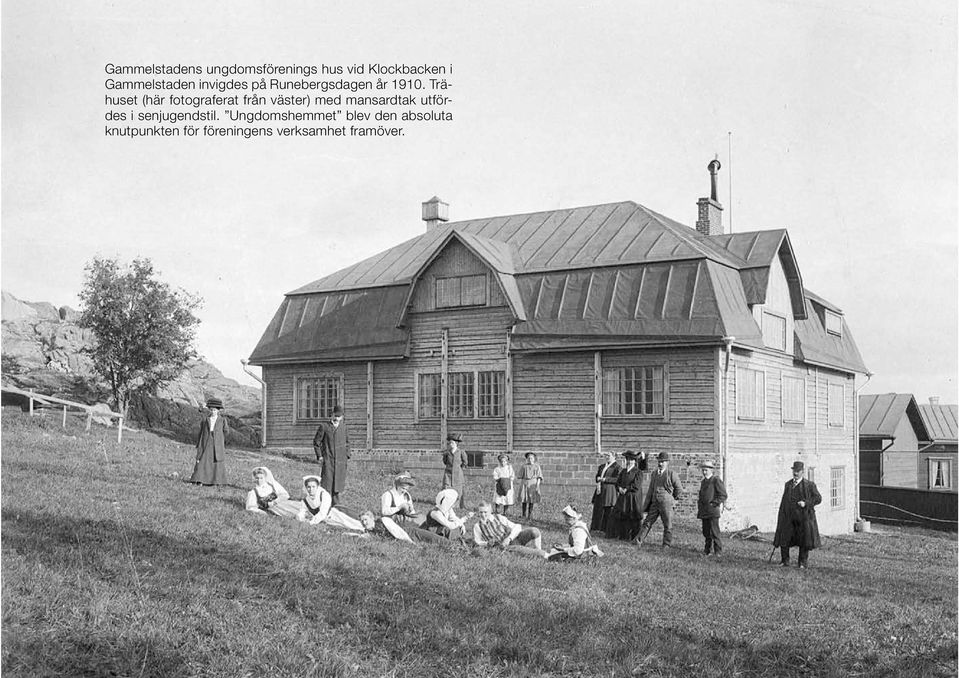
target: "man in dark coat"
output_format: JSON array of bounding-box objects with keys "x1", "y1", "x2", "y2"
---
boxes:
[
  {"x1": 190, "y1": 397, "x2": 229, "y2": 486},
  {"x1": 697, "y1": 460, "x2": 727, "y2": 556},
  {"x1": 773, "y1": 460, "x2": 822, "y2": 569},
  {"x1": 313, "y1": 405, "x2": 350, "y2": 506},
  {"x1": 635, "y1": 452, "x2": 683, "y2": 548},
  {"x1": 442, "y1": 433, "x2": 468, "y2": 509}
]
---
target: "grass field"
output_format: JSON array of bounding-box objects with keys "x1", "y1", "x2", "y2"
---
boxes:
[{"x1": 2, "y1": 410, "x2": 956, "y2": 678}]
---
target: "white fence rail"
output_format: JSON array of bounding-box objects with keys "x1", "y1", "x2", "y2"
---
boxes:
[{"x1": 1, "y1": 384, "x2": 128, "y2": 443}]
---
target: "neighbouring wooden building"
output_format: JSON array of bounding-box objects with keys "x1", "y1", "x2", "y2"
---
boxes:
[
  {"x1": 858, "y1": 394, "x2": 957, "y2": 528},
  {"x1": 249, "y1": 164, "x2": 869, "y2": 534}
]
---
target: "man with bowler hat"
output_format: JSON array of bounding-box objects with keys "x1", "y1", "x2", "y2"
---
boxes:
[
  {"x1": 773, "y1": 460, "x2": 822, "y2": 569},
  {"x1": 313, "y1": 405, "x2": 350, "y2": 506},
  {"x1": 697, "y1": 460, "x2": 727, "y2": 556},
  {"x1": 635, "y1": 452, "x2": 684, "y2": 548}
]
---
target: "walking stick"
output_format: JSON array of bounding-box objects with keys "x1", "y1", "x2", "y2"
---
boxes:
[{"x1": 767, "y1": 545, "x2": 776, "y2": 563}]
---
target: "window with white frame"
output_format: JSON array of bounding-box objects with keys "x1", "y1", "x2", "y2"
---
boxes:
[
  {"x1": 602, "y1": 366, "x2": 665, "y2": 416},
  {"x1": 417, "y1": 373, "x2": 442, "y2": 419},
  {"x1": 806, "y1": 466, "x2": 816, "y2": 485},
  {"x1": 830, "y1": 466, "x2": 845, "y2": 508},
  {"x1": 478, "y1": 370, "x2": 505, "y2": 418},
  {"x1": 782, "y1": 375, "x2": 805, "y2": 423},
  {"x1": 296, "y1": 376, "x2": 342, "y2": 421},
  {"x1": 448, "y1": 371, "x2": 475, "y2": 418},
  {"x1": 762, "y1": 311, "x2": 787, "y2": 351},
  {"x1": 929, "y1": 459, "x2": 953, "y2": 490},
  {"x1": 825, "y1": 310, "x2": 843, "y2": 336},
  {"x1": 435, "y1": 274, "x2": 486, "y2": 309},
  {"x1": 827, "y1": 382, "x2": 845, "y2": 427},
  {"x1": 736, "y1": 367, "x2": 765, "y2": 421}
]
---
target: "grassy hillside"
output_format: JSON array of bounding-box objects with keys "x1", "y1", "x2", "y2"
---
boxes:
[{"x1": 2, "y1": 411, "x2": 956, "y2": 677}]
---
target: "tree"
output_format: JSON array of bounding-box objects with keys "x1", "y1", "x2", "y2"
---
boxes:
[{"x1": 77, "y1": 257, "x2": 202, "y2": 414}]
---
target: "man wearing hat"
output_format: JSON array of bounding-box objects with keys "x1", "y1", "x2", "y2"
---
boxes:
[
  {"x1": 380, "y1": 473, "x2": 421, "y2": 525},
  {"x1": 697, "y1": 460, "x2": 728, "y2": 556},
  {"x1": 312, "y1": 405, "x2": 350, "y2": 506},
  {"x1": 190, "y1": 397, "x2": 229, "y2": 486},
  {"x1": 442, "y1": 433, "x2": 468, "y2": 509},
  {"x1": 635, "y1": 452, "x2": 684, "y2": 548},
  {"x1": 773, "y1": 461, "x2": 822, "y2": 569}
]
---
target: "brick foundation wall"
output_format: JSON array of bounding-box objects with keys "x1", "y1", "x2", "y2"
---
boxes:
[{"x1": 266, "y1": 445, "x2": 718, "y2": 518}]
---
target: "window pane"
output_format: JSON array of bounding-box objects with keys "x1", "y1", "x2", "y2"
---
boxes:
[
  {"x1": 418, "y1": 373, "x2": 441, "y2": 418},
  {"x1": 828, "y1": 383, "x2": 844, "y2": 426},
  {"x1": 763, "y1": 312, "x2": 787, "y2": 351},
  {"x1": 478, "y1": 371, "x2": 504, "y2": 418},
  {"x1": 602, "y1": 365, "x2": 664, "y2": 417},
  {"x1": 449, "y1": 372, "x2": 474, "y2": 418},
  {"x1": 435, "y1": 277, "x2": 460, "y2": 308},
  {"x1": 297, "y1": 377, "x2": 341, "y2": 420},
  {"x1": 783, "y1": 376, "x2": 805, "y2": 423},
  {"x1": 460, "y1": 274, "x2": 486, "y2": 306},
  {"x1": 737, "y1": 367, "x2": 764, "y2": 420},
  {"x1": 830, "y1": 467, "x2": 844, "y2": 508},
  {"x1": 825, "y1": 310, "x2": 843, "y2": 336}
]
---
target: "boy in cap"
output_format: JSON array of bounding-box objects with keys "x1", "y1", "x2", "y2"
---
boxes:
[
  {"x1": 697, "y1": 460, "x2": 728, "y2": 556},
  {"x1": 773, "y1": 460, "x2": 822, "y2": 569},
  {"x1": 635, "y1": 452, "x2": 684, "y2": 548}
]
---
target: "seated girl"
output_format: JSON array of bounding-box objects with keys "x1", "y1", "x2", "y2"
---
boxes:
[
  {"x1": 245, "y1": 466, "x2": 301, "y2": 517},
  {"x1": 420, "y1": 489, "x2": 474, "y2": 540},
  {"x1": 380, "y1": 473, "x2": 422, "y2": 525},
  {"x1": 297, "y1": 474, "x2": 364, "y2": 531},
  {"x1": 546, "y1": 505, "x2": 605, "y2": 562}
]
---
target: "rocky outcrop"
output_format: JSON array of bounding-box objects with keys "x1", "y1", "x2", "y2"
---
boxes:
[{"x1": 1, "y1": 290, "x2": 262, "y2": 448}]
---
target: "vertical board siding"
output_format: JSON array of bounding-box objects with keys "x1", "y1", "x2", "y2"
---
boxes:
[{"x1": 723, "y1": 349, "x2": 857, "y2": 535}]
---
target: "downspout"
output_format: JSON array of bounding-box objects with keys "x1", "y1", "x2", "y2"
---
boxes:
[
  {"x1": 241, "y1": 359, "x2": 267, "y2": 448},
  {"x1": 853, "y1": 372, "x2": 872, "y2": 523},
  {"x1": 721, "y1": 336, "x2": 735, "y2": 484}
]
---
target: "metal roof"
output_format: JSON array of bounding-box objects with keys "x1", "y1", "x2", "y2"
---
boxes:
[
  {"x1": 918, "y1": 403, "x2": 958, "y2": 443},
  {"x1": 794, "y1": 292, "x2": 867, "y2": 374},
  {"x1": 859, "y1": 393, "x2": 919, "y2": 438},
  {"x1": 288, "y1": 201, "x2": 746, "y2": 295}
]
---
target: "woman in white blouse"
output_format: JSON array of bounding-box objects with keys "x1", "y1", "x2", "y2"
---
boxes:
[
  {"x1": 380, "y1": 473, "x2": 422, "y2": 525},
  {"x1": 420, "y1": 489, "x2": 473, "y2": 540},
  {"x1": 297, "y1": 474, "x2": 364, "y2": 531},
  {"x1": 245, "y1": 467, "x2": 301, "y2": 517}
]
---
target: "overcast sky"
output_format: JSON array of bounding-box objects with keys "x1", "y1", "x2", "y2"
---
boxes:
[{"x1": 3, "y1": 1, "x2": 956, "y2": 403}]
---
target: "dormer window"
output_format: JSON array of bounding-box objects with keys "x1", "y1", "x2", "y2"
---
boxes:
[
  {"x1": 825, "y1": 309, "x2": 843, "y2": 337},
  {"x1": 762, "y1": 311, "x2": 787, "y2": 352},
  {"x1": 435, "y1": 274, "x2": 486, "y2": 308}
]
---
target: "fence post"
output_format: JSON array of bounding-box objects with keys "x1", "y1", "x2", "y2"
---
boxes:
[
  {"x1": 29, "y1": 397, "x2": 34, "y2": 416},
  {"x1": 86, "y1": 409, "x2": 93, "y2": 432},
  {"x1": 63, "y1": 405, "x2": 67, "y2": 428},
  {"x1": 117, "y1": 417, "x2": 123, "y2": 444}
]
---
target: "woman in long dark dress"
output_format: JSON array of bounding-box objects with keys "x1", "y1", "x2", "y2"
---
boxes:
[
  {"x1": 590, "y1": 450, "x2": 621, "y2": 534},
  {"x1": 609, "y1": 450, "x2": 647, "y2": 540},
  {"x1": 190, "y1": 398, "x2": 229, "y2": 486}
]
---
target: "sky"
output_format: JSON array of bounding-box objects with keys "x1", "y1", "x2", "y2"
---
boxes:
[{"x1": 2, "y1": 1, "x2": 956, "y2": 403}]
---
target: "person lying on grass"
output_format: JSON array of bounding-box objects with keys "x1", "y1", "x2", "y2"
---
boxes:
[
  {"x1": 472, "y1": 501, "x2": 546, "y2": 558},
  {"x1": 245, "y1": 466, "x2": 301, "y2": 518},
  {"x1": 297, "y1": 474, "x2": 365, "y2": 531},
  {"x1": 421, "y1": 489, "x2": 474, "y2": 540},
  {"x1": 546, "y1": 504, "x2": 605, "y2": 562},
  {"x1": 380, "y1": 473, "x2": 422, "y2": 525},
  {"x1": 357, "y1": 511, "x2": 451, "y2": 545}
]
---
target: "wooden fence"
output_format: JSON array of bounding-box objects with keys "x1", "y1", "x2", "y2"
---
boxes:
[
  {"x1": 860, "y1": 484, "x2": 958, "y2": 531},
  {"x1": 1, "y1": 384, "x2": 127, "y2": 443}
]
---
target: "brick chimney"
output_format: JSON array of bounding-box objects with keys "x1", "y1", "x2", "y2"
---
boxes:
[
  {"x1": 422, "y1": 196, "x2": 449, "y2": 231},
  {"x1": 696, "y1": 158, "x2": 724, "y2": 236},
  {"x1": 929, "y1": 396, "x2": 940, "y2": 405}
]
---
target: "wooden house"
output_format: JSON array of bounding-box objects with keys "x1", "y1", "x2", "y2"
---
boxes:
[
  {"x1": 858, "y1": 393, "x2": 928, "y2": 488},
  {"x1": 249, "y1": 166, "x2": 868, "y2": 534},
  {"x1": 917, "y1": 400, "x2": 957, "y2": 492}
]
